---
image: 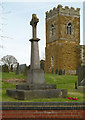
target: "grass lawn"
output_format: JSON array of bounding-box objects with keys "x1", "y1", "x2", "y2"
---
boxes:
[
  {"x1": 2, "y1": 72, "x2": 26, "y2": 80},
  {"x1": 1, "y1": 72, "x2": 84, "y2": 102}
]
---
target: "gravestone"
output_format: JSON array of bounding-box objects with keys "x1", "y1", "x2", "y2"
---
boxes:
[
  {"x1": 63, "y1": 69, "x2": 65, "y2": 75},
  {"x1": 77, "y1": 66, "x2": 85, "y2": 86},
  {"x1": 55, "y1": 69, "x2": 58, "y2": 74},
  {"x1": 6, "y1": 14, "x2": 67, "y2": 100},
  {"x1": 18, "y1": 64, "x2": 27, "y2": 74},
  {"x1": 15, "y1": 63, "x2": 19, "y2": 75},
  {"x1": 77, "y1": 66, "x2": 85, "y2": 92},
  {"x1": 59, "y1": 69, "x2": 62, "y2": 75},
  {"x1": 75, "y1": 81, "x2": 77, "y2": 89},
  {"x1": 40, "y1": 60, "x2": 45, "y2": 71},
  {"x1": 10, "y1": 64, "x2": 13, "y2": 72},
  {"x1": 77, "y1": 46, "x2": 85, "y2": 92},
  {"x1": 2, "y1": 64, "x2": 9, "y2": 73}
]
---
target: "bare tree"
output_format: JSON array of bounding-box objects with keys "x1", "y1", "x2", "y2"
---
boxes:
[{"x1": 1, "y1": 55, "x2": 18, "y2": 68}]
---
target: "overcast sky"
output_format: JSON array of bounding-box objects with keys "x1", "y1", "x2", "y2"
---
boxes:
[{"x1": 0, "y1": 0, "x2": 84, "y2": 65}]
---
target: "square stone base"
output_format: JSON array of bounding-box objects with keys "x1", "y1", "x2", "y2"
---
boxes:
[
  {"x1": 27, "y1": 69, "x2": 45, "y2": 84},
  {"x1": 6, "y1": 89, "x2": 67, "y2": 100}
]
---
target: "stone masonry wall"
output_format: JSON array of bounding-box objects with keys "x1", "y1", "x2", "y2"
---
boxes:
[
  {"x1": 45, "y1": 5, "x2": 80, "y2": 74},
  {"x1": 45, "y1": 40, "x2": 80, "y2": 74}
]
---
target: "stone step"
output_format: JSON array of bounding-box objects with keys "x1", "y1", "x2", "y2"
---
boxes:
[
  {"x1": 16, "y1": 84, "x2": 56, "y2": 90},
  {"x1": 6, "y1": 89, "x2": 67, "y2": 100}
]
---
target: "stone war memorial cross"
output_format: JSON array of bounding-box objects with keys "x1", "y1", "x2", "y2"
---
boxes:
[
  {"x1": 27, "y1": 14, "x2": 45, "y2": 85},
  {"x1": 6, "y1": 14, "x2": 67, "y2": 100}
]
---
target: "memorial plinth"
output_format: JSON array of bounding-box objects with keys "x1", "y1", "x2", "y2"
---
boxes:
[{"x1": 6, "y1": 14, "x2": 67, "y2": 100}]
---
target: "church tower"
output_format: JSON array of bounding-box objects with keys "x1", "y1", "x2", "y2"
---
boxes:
[{"x1": 45, "y1": 4, "x2": 81, "y2": 75}]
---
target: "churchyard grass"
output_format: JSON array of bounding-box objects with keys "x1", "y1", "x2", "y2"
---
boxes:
[
  {"x1": 1, "y1": 72, "x2": 84, "y2": 102},
  {"x1": 2, "y1": 72, "x2": 26, "y2": 80},
  {"x1": 45, "y1": 74, "x2": 78, "y2": 92}
]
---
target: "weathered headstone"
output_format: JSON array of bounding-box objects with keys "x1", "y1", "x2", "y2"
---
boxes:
[
  {"x1": 15, "y1": 63, "x2": 19, "y2": 75},
  {"x1": 55, "y1": 69, "x2": 58, "y2": 74},
  {"x1": 2, "y1": 64, "x2": 9, "y2": 73},
  {"x1": 40, "y1": 60, "x2": 45, "y2": 71},
  {"x1": 59, "y1": 69, "x2": 62, "y2": 75},
  {"x1": 75, "y1": 81, "x2": 77, "y2": 89},
  {"x1": 77, "y1": 45, "x2": 85, "y2": 92},
  {"x1": 77, "y1": 66, "x2": 85, "y2": 86},
  {"x1": 63, "y1": 69, "x2": 65, "y2": 75},
  {"x1": 10, "y1": 64, "x2": 13, "y2": 72},
  {"x1": 18, "y1": 64, "x2": 27, "y2": 74},
  {"x1": 77, "y1": 66, "x2": 85, "y2": 92},
  {"x1": 6, "y1": 14, "x2": 67, "y2": 100}
]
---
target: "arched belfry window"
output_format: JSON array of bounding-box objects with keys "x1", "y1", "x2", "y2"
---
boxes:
[
  {"x1": 51, "y1": 56, "x2": 54, "y2": 67},
  {"x1": 67, "y1": 22, "x2": 72, "y2": 35},
  {"x1": 51, "y1": 24, "x2": 55, "y2": 36}
]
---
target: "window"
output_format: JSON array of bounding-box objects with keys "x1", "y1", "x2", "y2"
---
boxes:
[
  {"x1": 51, "y1": 56, "x2": 54, "y2": 67},
  {"x1": 67, "y1": 22, "x2": 72, "y2": 35},
  {"x1": 51, "y1": 24, "x2": 55, "y2": 36}
]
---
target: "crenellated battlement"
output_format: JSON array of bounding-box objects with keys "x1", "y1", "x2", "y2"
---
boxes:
[{"x1": 46, "y1": 4, "x2": 80, "y2": 19}]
